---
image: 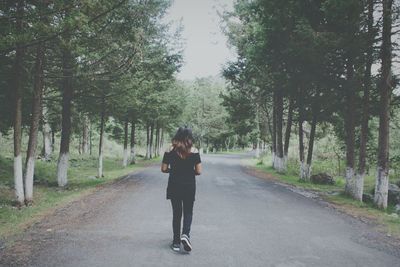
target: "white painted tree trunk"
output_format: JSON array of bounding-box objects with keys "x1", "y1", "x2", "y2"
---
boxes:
[
  {"x1": 255, "y1": 141, "x2": 260, "y2": 158},
  {"x1": 374, "y1": 167, "x2": 389, "y2": 209},
  {"x1": 13, "y1": 0, "x2": 25, "y2": 206},
  {"x1": 300, "y1": 161, "x2": 306, "y2": 181},
  {"x1": 122, "y1": 148, "x2": 128, "y2": 167},
  {"x1": 145, "y1": 143, "x2": 150, "y2": 159},
  {"x1": 274, "y1": 156, "x2": 285, "y2": 173},
  {"x1": 14, "y1": 155, "x2": 25, "y2": 204},
  {"x1": 300, "y1": 161, "x2": 311, "y2": 181},
  {"x1": 98, "y1": 152, "x2": 103, "y2": 178},
  {"x1": 353, "y1": 172, "x2": 365, "y2": 201},
  {"x1": 130, "y1": 146, "x2": 136, "y2": 164},
  {"x1": 304, "y1": 164, "x2": 311, "y2": 180},
  {"x1": 56, "y1": 152, "x2": 69, "y2": 187},
  {"x1": 24, "y1": 156, "x2": 35, "y2": 202},
  {"x1": 345, "y1": 167, "x2": 355, "y2": 196},
  {"x1": 42, "y1": 127, "x2": 52, "y2": 160},
  {"x1": 283, "y1": 154, "x2": 288, "y2": 171}
]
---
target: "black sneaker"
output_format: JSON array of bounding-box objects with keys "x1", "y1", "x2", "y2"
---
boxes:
[
  {"x1": 170, "y1": 242, "x2": 180, "y2": 252},
  {"x1": 180, "y1": 234, "x2": 192, "y2": 252}
]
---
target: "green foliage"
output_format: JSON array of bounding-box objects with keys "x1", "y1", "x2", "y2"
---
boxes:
[{"x1": 179, "y1": 77, "x2": 236, "y2": 151}]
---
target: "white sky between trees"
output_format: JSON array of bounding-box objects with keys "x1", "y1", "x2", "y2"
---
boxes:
[{"x1": 166, "y1": 0, "x2": 235, "y2": 80}]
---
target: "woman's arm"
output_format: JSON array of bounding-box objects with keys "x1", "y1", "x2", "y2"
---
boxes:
[
  {"x1": 161, "y1": 163, "x2": 170, "y2": 173},
  {"x1": 194, "y1": 163, "x2": 202, "y2": 175}
]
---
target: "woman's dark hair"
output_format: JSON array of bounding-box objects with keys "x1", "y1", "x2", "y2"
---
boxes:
[{"x1": 172, "y1": 127, "x2": 193, "y2": 159}]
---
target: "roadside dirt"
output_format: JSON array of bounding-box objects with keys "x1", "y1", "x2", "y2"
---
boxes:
[{"x1": 0, "y1": 171, "x2": 143, "y2": 266}]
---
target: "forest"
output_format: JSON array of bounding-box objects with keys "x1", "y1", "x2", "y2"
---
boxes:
[
  {"x1": 221, "y1": 0, "x2": 400, "y2": 210},
  {"x1": 0, "y1": 0, "x2": 400, "y2": 225},
  {"x1": 0, "y1": 0, "x2": 189, "y2": 208}
]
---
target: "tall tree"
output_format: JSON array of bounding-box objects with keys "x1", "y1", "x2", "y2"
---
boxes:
[
  {"x1": 354, "y1": 0, "x2": 375, "y2": 201},
  {"x1": 24, "y1": 2, "x2": 48, "y2": 203},
  {"x1": 56, "y1": 10, "x2": 74, "y2": 187},
  {"x1": 12, "y1": 0, "x2": 26, "y2": 205},
  {"x1": 374, "y1": 0, "x2": 394, "y2": 209}
]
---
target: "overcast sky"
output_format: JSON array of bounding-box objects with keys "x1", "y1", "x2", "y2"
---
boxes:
[{"x1": 165, "y1": 0, "x2": 235, "y2": 80}]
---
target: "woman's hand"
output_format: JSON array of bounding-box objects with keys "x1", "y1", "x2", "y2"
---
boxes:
[
  {"x1": 161, "y1": 163, "x2": 170, "y2": 173},
  {"x1": 194, "y1": 163, "x2": 202, "y2": 175}
]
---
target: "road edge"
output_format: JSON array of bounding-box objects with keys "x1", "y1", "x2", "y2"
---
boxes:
[
  {"x1": 0, "y1": 161, "x2": 158, "y2": 251},
  {"x1": 241, "y1": 162, "x2": 400, "y2": 257}
]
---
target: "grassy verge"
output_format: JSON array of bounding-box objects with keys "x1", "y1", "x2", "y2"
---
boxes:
[
  {"x1": 0, "y1": 155, "x2": 159, "y2": 240},
  {"x1": 245, "y1": 156, "x2": 400, "y2": 238},
  {"x1": 213, "y1": 149, "x2": 250, "y2": 155}
]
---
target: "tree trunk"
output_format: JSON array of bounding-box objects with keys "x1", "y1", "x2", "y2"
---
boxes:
[
  {"x1": 159, "y1": 127, "x2": 163, "y2": 154},
  {"x1": 149, "y1": 123, "x2": 154, "y2": 159},
  {"x1": 56, "y1": 10, "x2": 73, "y2": 187},
  {"x1": 284, "y1": 96, "x2": 294, "y2": 164},
  {"x1": 98, "y1": 107, "x2": 105, "y2": 178},
  {"x1": 272, "y1": 93, "x2": 277, "y2": 167},
  {"x1": 145, "y1": 123, "x2": 150, "y2": 159},
  {"x1": 78, "y1": 135, "x2": 82, "y2": 155},
  {"x1": 82, "y1": 115, "x2": 89, "y2": 154},
  {"x1": 298, "y1": 95, "x2": 306, "y2": 181},
  {"x1": 42, "y1": 104, "x2": 52, "y2": 161},
  {"x1": 264, "y1": 105, "x2": 273, "y2": 148},
  {"x1": 89, "y1": 124, "x2": 92, "y2": 155},
  {"x1": 24, "y1": 40, "x2": 45, "y2": 203},
  {"x1": 155, "y1": 125, "x2": 158, "y2": 156},
  {"x1": 275, "y1": 91, "x2": 285, "y2": 172},
  {"x1": 304, "y1": 112, "x2": 317, "y2": 181},
  {"x1": 122, "y1": 120, "x2": 129, "y2": 167},
  {"x1": 354, "y1": 0, "x2": 374, "y2": 202},
  {"x1": 130, "y1": 121, "x2": 136, "y2": 164},
  {"x1": 344, "y1": 61, "x2": 356, "y2": 197},
  {"x1": 51, "y1": 130, "x2": 55, "y2": 151},
  {"x1": 157, "y1": 126, "x2": 162, "y2": 157},
  {"x1": 374, "y1": 0, "x2": 393, "y2": 209},
  {"x1": 254, "y1": 106, "x2": 260, "y2": 158},
  {"x1": 13, "y1": 0, "x2": 25, "y2": 205},
  {"x1": 155, "y1": 127, "x2": 158, "y2": 157}
]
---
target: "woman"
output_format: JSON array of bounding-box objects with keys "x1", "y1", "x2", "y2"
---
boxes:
[{"x1": 161, "y1": 127, "x2": 202, "y2": 252}]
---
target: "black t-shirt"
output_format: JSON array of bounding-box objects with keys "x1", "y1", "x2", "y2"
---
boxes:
[{"x1": 162, "y1": 149, "x2": 201, "y2": 200}]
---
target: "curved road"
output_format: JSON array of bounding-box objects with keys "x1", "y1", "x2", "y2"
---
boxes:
[{"x1": 1, "y1": 153, "x2": 399, "y2": 266}]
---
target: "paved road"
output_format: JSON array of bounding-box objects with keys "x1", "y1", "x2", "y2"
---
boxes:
[{"x1": 1, "y1": 153, "x2": 399, "y2": 267}]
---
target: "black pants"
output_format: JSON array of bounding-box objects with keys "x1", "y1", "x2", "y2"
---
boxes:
[{"x1": 170, "y1": 198, "x2": 194, "y2": 243}]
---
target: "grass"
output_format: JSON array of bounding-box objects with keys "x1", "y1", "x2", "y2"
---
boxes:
[
  {"x1": 325, "y1": 193, "x2": 400, "y2": 236},
  {"x1": 213, "y1": 149, "x2": 250, "y2": 155},
  {"x1": 0, "y1": 154, "x2": 159, "y2": 240},
  {"x1": 247, "y1": 155, "x2": 400, "y2": 238}
]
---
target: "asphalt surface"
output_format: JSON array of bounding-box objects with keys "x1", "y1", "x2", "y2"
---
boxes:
[{"x1": 1, "y1": 153, "x2": 400, "y2": 267}]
